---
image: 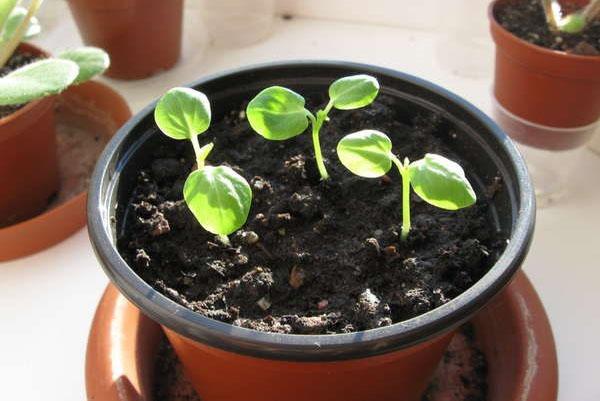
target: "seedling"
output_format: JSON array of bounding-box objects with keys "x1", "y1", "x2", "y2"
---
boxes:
[
  {"x1": 540, "y1": 0, "x2": 600, "y2": 34},
  {"x1": 154, "y1": 87, "x2": 252, "y2": 237},
  {"x1": 246, "y1": 75, "x2": 380, "y2": 180},
  {"x1": 0, "y1": 0, "x2": 109, "y2": 106},
  {"x1": 336, "y1": 130, "x2": 476, "y2": 241}
]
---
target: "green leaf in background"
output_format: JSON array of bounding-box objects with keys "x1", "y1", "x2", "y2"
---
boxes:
[
  {"x1": 154, "y1": 87, "x2": 211, "y2": 140},
  {"x1": 407, "y1": 153, "x2": 476, "y2": 210},
  {"x1": 0, "y1": 0, "x2": 18, "y2": 33},
  {"x1": 558, "y1": 13, "x2": 587, "y2": 34},
  {"x1": 183, "y1": 165, "x2": 252, "y2": 235},
  {"x1": 1, "y1": 6, "x2": 41, "y2": 43},
  {"x1": 246, "y1": 86, "x2": 309, "y2": 140},
  {"x1": 0, "y1": 58, "x2": 78, "y2": 105},
  {"x1": 336, "y1": 130, "x2": 393, "y2": 177},
  {"x1": 57, "y1": 47, "x2": 109, "y2": 84},
  {"x1": 328, "y1": 74, "x2": 380, "y2": 110}
]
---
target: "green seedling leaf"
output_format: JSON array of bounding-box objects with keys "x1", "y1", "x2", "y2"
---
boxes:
[
  {"x1": 184, "y1": 165, "x2": 252, "y2": 235},
  {"x1": 58, "y1": 47, "x2": 109, "y2": 84},
  {"x1": 408, "y1": 153, "x2": 476, "y2": 210},
  {"x1": 154, "y1": 87, "x2": 211, "y2": 140},
  {"x1": 1, "y1": 6, "x2": 41, "y2": 42},
  {"x1": 558, "y1": 13, "x2": 587, "y2": 34},
  {"x1": 0, "y1": 58, "x2": 78, "y2": 105},
  {"x1": 0, "y1": 0, "x2": 18, "y2": 31},
  {"x1": 336, "y1": 130, "x2": 392, "y2": 177},
  {"x1": 328, "y1": 74, "x2": 380, "y2": 110},
  {"x1": 246, "y1": 86, "x2": 309, "y2": 140}
]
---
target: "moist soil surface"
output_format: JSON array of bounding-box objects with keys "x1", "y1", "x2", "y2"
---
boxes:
[
  {"x1": 153, "y1": 325, "x2": 487, "y2": 401},
  {"x1": 119, "y1": 93, "x2": 506, "y2": 335},
  {"x1": 0, "y1": 51, "x2": 40, "y2": 118},
  {"x1": 496, "y1": 0, "x2": 600, "y2": 55}
]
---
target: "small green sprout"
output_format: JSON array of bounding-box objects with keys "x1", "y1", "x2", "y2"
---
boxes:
[
  {"x1": 0, "y1": 0, "x2": 109, "y2": 106},
  {"x1": 541, "y1": 0, "x2": 600, "y2": 34},
  {"x1": 246, "y1": 75, "x2": 380, "y2": 180},
  {"x1": 154, "y1": 87, "x2": 252, "y2": 237},
  {"x1": 336, "y1": 130, "x2": 476, "y2": 241}
]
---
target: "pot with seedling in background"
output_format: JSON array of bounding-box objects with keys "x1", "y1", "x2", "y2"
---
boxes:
[
  {"x1": 66, "y1": 0, "x2": 183, "y2": 80},
  {"x1": 0, "y1": 0, "x2": 109, "y2": 227},
  {"x1": 490, "y1": 0, "x2": 600, "y2": 151},
  {"x1": 88, "y1": 61, "x2": 535, "y2": 401}
]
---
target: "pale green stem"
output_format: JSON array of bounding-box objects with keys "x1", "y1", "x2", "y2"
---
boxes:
[
  {"x1": 583, "y1": 0, "x2": 600, "y2": 22},
  {"x1": 392, "y1": 155, "x2": 411, "y2": 241},
  {"x1": 0, "y1": 0, "x2": 43, "y2": 68},
  {"x1": 306, "y1": 100, "x2": 334, "y2": 181},
  {"x1": 217, "y1": 234, "x2": 231, "y2": 246},
  {"x1": 190, "y1": 135, "x2": 205, "y2": 170}
]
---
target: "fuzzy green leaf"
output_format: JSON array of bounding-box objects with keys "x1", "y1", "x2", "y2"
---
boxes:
[
  {"x1": 328, "y1": 74, "x2": 380, "y2": 110},
  {"x1": 0, "y1": 58, "x2": 78, "y2": 105},
  {"x1": 58, "y1": 47, "x2": 109, "y2": 84},
  {"x1": 184, "y1": 165, "x2": 252, "y2": 235},
  {"x1": 336, "y1": 130, "x2": 393, "y2": 178},
  {"x1": 408, "y1": 154, "x2": 476, "y2": 210},
  {"x1": 154, "y1": 87, "x2": 211, "y2": 140},
  {"x1": 1, "y1": 6, "x2": 40, "y2": 42},
  {"x1": 558, "y1": 13, "x2": 587, "y2": 34},
  {"x1": 0, "y1": 0, "x2": 18, "y2": 33},
  {"x1": 246, "y1": 86, "x2": 309, "y2": 140}
]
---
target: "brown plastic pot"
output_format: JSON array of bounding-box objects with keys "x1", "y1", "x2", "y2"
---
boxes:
[
  {"x1": 87, "y1": 61, "x2": 535, "y2": 401},
  {"x1": 0, "y1": 80, "x2": 131, "y2": 262},
  {"x1": 85, "y1": 271, "x2": 558, "y2": 401},
  {"x1": 67, "y1": 0, "x2": 183, "y2": 80},
  {"x1": 0, "y1": 43, "x2": 59, "y2": 227},
  {"x1": 489, "y1": 0, "x2": 600, "y2": 150}
]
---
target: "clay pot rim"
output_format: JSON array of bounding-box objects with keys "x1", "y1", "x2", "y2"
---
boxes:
[
  {"x1": 0, "y1": 42, "x2": 54, "y2": 143},
  {"x1": 0, "y1": 80, "x2": 131, "y2": 262},
  {"x1": 87, "y1": 60, "x2": 535, "y2": 362},
  {"x1": 488, "y1": 0, "x2": 600, "y2": 63}
]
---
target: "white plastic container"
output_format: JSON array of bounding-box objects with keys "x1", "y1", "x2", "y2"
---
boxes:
[
  {"x1": 492, "y1": 96, "x2": 600, "y2": 207},
  {"x1": 199, "y1": 0, "x2": 276, "y2": 47}
]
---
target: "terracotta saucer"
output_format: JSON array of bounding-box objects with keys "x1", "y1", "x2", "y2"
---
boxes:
[
  {"x1": 0, "y1": 81, "x2": 131, "y2": 261},
  {"x1": 85, "y1": 270, "x2": 558, "y2": 401}
]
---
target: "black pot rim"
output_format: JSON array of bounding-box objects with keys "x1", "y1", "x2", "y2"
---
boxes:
[{"x1": 87, "y1": 60, "x2": 535, "y2": 362}]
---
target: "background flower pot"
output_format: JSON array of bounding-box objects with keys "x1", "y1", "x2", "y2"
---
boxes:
[
  {"x1": 0, "y1": 80, "x2": 131, "y2": 261},
  {"x1": 489, "y1": 0, "x2": 600, "y2": 151},
  {"x1": 67, "y1": 0, "x2": 183, "y2": 80},
  {"x1": 87, "y1": 61, "x2": 535, "y2": 401},
  {"x1": 0, "y1": 43, "x2": 59, "y2": 227}
]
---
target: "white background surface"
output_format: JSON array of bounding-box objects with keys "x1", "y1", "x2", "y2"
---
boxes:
[{"x1": 1, "y1": 1, "x2": 599, "y2": 400}]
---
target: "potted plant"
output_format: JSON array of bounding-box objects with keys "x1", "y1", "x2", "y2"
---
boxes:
[
  {"x1": 66, "y1": 0, "x2": 183, "y2": 80},
  {"x1": 87, "y1": 61, "x2": 535, "y2": 401},
  {"x1": 490, "y1": 0, "x2": 600, "y2": 150},
  {"x1": 0, "y1": 0, "x2": 109, "y2": 227}
]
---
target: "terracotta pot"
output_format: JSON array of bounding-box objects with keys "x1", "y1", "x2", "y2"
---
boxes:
[
  {"x1": 0, "y1": 80, "x2": 131, "y2": 261},
  {"x1": 66, "y1": 0, "x2": 183, "y2": 80},
  {"x1": 0, "y1": 43, "x2": 59, "y2": 227},
  {"x1": 85, "y1": 271, "x2": 557, "y2": 401},
  {"x1": 87, "y1": 61, "x2": 535, "y2": 401},
  {"x1": 489, "y1": 0, "x2": 600, "y2": 150}
]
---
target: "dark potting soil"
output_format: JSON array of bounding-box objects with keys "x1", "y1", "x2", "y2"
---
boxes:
[
  {"x1": 119, "y1": 93, "x2": 506, "y2": 335},
  {"x1": 0, "y1": 52, "x2": 40, "y2": 118},
  {"x1": 153, "y1": 325, "x2": 487, "y2": 401},
  {"x1": 496, "y1": 0, "x2": 600, "y2": 55}
]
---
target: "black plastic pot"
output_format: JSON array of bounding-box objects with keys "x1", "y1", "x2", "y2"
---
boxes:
[{"x1": 87, "y1": 61, "x2": 535, "y2": 401}]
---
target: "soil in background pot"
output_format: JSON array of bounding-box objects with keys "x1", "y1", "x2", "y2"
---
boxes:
[
  {"x1": 0, "y1": 52, "x2": 40, "y2": 118},
  {"x1": 118, "y1": 93, "x2": 507, "y2": 335},
  {"x1": 153, "y1": 324, "x2": 487, "y2": 401},
  {"x1": 495, "y1": 0, "x2": 600, "y2": 55}
]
